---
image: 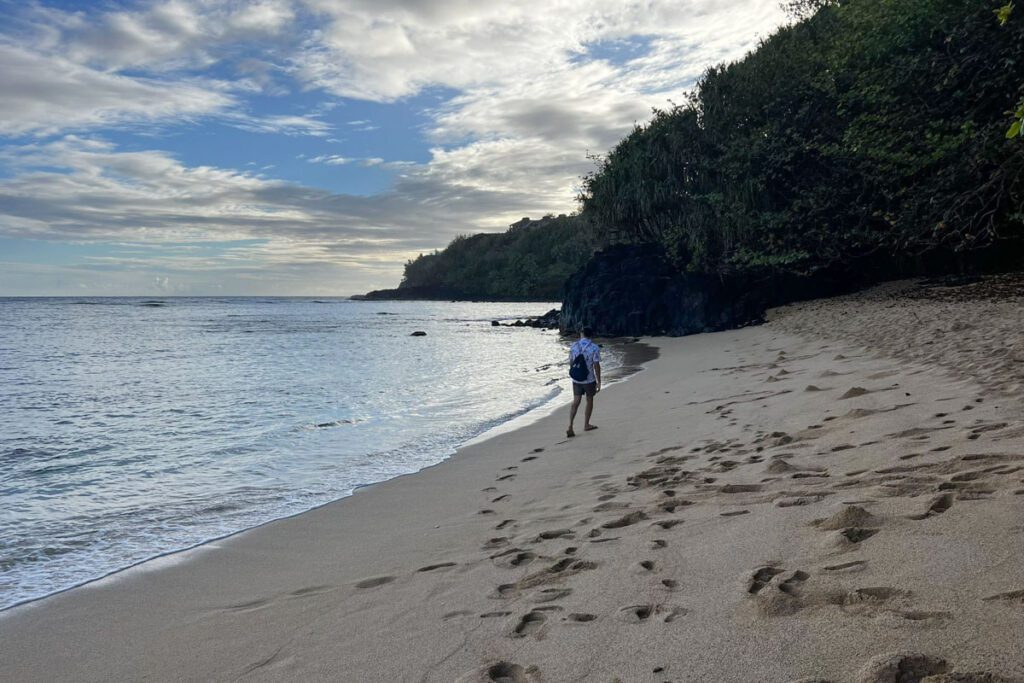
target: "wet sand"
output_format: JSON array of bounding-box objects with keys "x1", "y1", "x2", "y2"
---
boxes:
[{"x1": 3, "y1": 278, "x2": 1024, "y2": 682}]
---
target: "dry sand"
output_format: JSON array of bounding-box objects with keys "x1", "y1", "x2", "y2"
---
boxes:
[{"x1": 3, "y1": 277, "x2": 1024, "y2": 682}]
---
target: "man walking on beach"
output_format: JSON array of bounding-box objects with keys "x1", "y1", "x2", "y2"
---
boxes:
[{"x1": 567, "y1": 326, "x2": 601, "y2": 438}]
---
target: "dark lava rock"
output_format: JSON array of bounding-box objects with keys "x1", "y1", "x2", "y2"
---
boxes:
[
  {"x1": 560, "y1": 244, "x2": 854, "y2": 337},
  {"x1": 530, "y1": 308, "x2": 560, "y2": 329}
]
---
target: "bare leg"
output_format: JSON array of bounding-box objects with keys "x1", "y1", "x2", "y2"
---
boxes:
[
  {"x1": 568, "y1": 394, "x2": 582, "y2": 436},
  {"x1": 584, "y1": 395, "x2": 596, "y2": 430}
]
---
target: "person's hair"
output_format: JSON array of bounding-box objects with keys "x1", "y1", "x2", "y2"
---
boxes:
[{"x1": 582, "y1": 326, "x2": 594, "y2": 338}]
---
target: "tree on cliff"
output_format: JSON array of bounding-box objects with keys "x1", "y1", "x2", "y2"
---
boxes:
[
  {"x1": 393, "y1": 215, "x2": 598, "y2": 300},
  {"x1": 580, "y1": 0, "x2": 1024, "y2": 277}
]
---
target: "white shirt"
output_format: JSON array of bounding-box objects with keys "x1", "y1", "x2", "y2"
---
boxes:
[{"x1": 569, "y1": 338, "x2": 601, "y2": 384}]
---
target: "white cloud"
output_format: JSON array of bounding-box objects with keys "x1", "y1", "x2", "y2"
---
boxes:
[
  {"x1": 0, "y1": 136, "x2": 529, "y2": 254},
  {"x1": 226, "y1": 112, "x2": 332, "y2": 136},
  {"x1": 308, "y1": 154, "x2": 353, "y2": 164},
  {"x1": 57, "y1": 0, "x2": 295, "y2": 72},
  {"x1": 0, "y1": 43, "x2": 234, "y2": 137},
  {"x1": 0, "y1": 0, "x2": 790, "y2": 293},
  {"x1": 287, "y1": 0, "x2": 787, "y2": 226}
]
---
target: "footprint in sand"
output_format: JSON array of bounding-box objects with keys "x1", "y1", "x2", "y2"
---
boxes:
[
  {"x1": 838, "y1": 527, "x2": 880, "y2": 544},
  {"x1": 511, "y1": 611, "x2": 547, "y2": 638},
  {"x1": 506, "y1": 558, "x2": 597, "y2": 593},
  {"x1": 639, "y1": 560, "x2": 656, "y2": 571},
  {"x1": 533, "y1": 588, "x2": 572, "y2": 602},
  {"x1": 662, "y1": 606, "x2": 687, "y2": 622},
  {"x1": 483, "y1": 661, "x2": 529, "y2": 683},
  {"x1": 483, "y1": 536, "x2": 507, "y2": 552},
  {"x1": 496, "y1": 474, "x2": 516, "y2": 481},
  {"x1": 856, "y1": 652, "x2": 1017, "y2": 682},
  {"x1": 566, "y1": 613, "x2": 596, "y2": 622},
  {"x1": 494, "y1": 519, "x2": 515, "y2": 530},
  {"x1": 719, "y1": 484, "x2": 762, "y2": 494},
  {"x1": 443, "y1": 610, "x2": 473, "y2": 620},
  {"x1": 658, "y1": 500, "x2": 689, "y2": 513},
  {"x1": 748, "y1": 567, "x2": 785, "y2": 594},
  {"x1": 814, "y1": 505, "x2": 877, "y2": 530},
  {"x1": 618, "y1": 604, "x2": 684, "y2": 623},
  {"x1": 748, "y1": 568, "x2": 810, "y2": 616},
  {"x1": 288, "y1": 585, "x2": 334, "y2": 598},
  {"x1": 521, "y1": 456, "x2": 538, "y2": 462},
  {"x1": 853, "y1": 653, "x2": 949, "y2": 682},
  {"x1": 602, "y1": 510, "x2": 647, "y2": 528},
  {"x1": 778, "y1": 571, "x2": 810, "y2": 595},
  {"x1": 619, "y1": 604, "x2": 655, "y2": 623},
  {"x1": 417, "y1": 562, "x2": 456, "y2": 572},
  {"x1": 982, "y1": 589, "x2": 1024, "y2": 606},
  {"x1": 491, "y1": 548, "x2": 537, "y2": 568},
  {"x1": 908, "y1": 493, "x2": 954, "y2": 520},
  {"x1": 776, "y1": 495, "x2": 827, "y2": 508},
  {"x1": 824, "y1": 560, "x2": 867, "y2": 572},
  {"x1": 493, "y1": 583, "x2": 517, "y2": 598},
  {"x1": 536, "y1": 528, "x2": 573, "y2": 540},
  {"x1": 508, "y1": 551, "x2": 537, "y2": 567},
  {"x1": 355, "y1": 576, "x2": 395, "y2": 589}
]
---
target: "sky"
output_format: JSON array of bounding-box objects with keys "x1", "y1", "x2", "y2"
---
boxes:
[{"x1": 0, "y1": 0, "x2": 789, "y2": 296}]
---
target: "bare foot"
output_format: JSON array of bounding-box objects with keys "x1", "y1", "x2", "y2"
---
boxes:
[
  {"x1": 567, "y1": 428, "x2": 575, "y2": 438},
  {"x1": 585, "y1": 424, "x2": 598, "y2": 432}
]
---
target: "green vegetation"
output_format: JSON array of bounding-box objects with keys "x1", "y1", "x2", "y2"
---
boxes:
[
  {"x1": 395, "y1": 215, "x2": 598, "y2": 300},
  {"x1": 580, "y1": 0, "x2": 1024, "y2": 276},
  {"x1": 382, "y1": 0, "x2": 1023, "y2": 303}
]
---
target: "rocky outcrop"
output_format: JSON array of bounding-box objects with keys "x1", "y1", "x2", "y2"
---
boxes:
[
  {"x1": 559, "y1": 244, "x2": 853, "y2": 337},
  {"x1": 493, "y1": 309, "x2": 561, "y2": 330}
]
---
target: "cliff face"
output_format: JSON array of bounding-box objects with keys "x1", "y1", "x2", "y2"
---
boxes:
[{"x1": 559, "y1": 244, "x2": 857, "y2": 337}]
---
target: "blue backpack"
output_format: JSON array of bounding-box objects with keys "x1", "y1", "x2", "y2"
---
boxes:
[{"x1": 569, "y1": 346, "x2": 589, "y2": 382}]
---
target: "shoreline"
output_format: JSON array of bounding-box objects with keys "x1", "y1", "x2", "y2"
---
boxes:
[
  {"x1": 4, "y1": 285, "x2": 1024, "y2": 681},
  {"x1": 0, "y1": 337, "x2": 655, "y2": 616}
]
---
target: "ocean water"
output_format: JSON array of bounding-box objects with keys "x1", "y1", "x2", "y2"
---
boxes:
[{"x1": 0, "y1": 298, "x2": 619, "y2": 610}]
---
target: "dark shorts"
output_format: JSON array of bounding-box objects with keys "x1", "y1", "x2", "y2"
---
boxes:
[{"x1": 572, "y1": 381, "x2": 597, "y2": 397}]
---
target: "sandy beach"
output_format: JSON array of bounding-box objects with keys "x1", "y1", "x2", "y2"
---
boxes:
[{"x1": 3, "y1": 278, "x2": 1024, "y2": 682}]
